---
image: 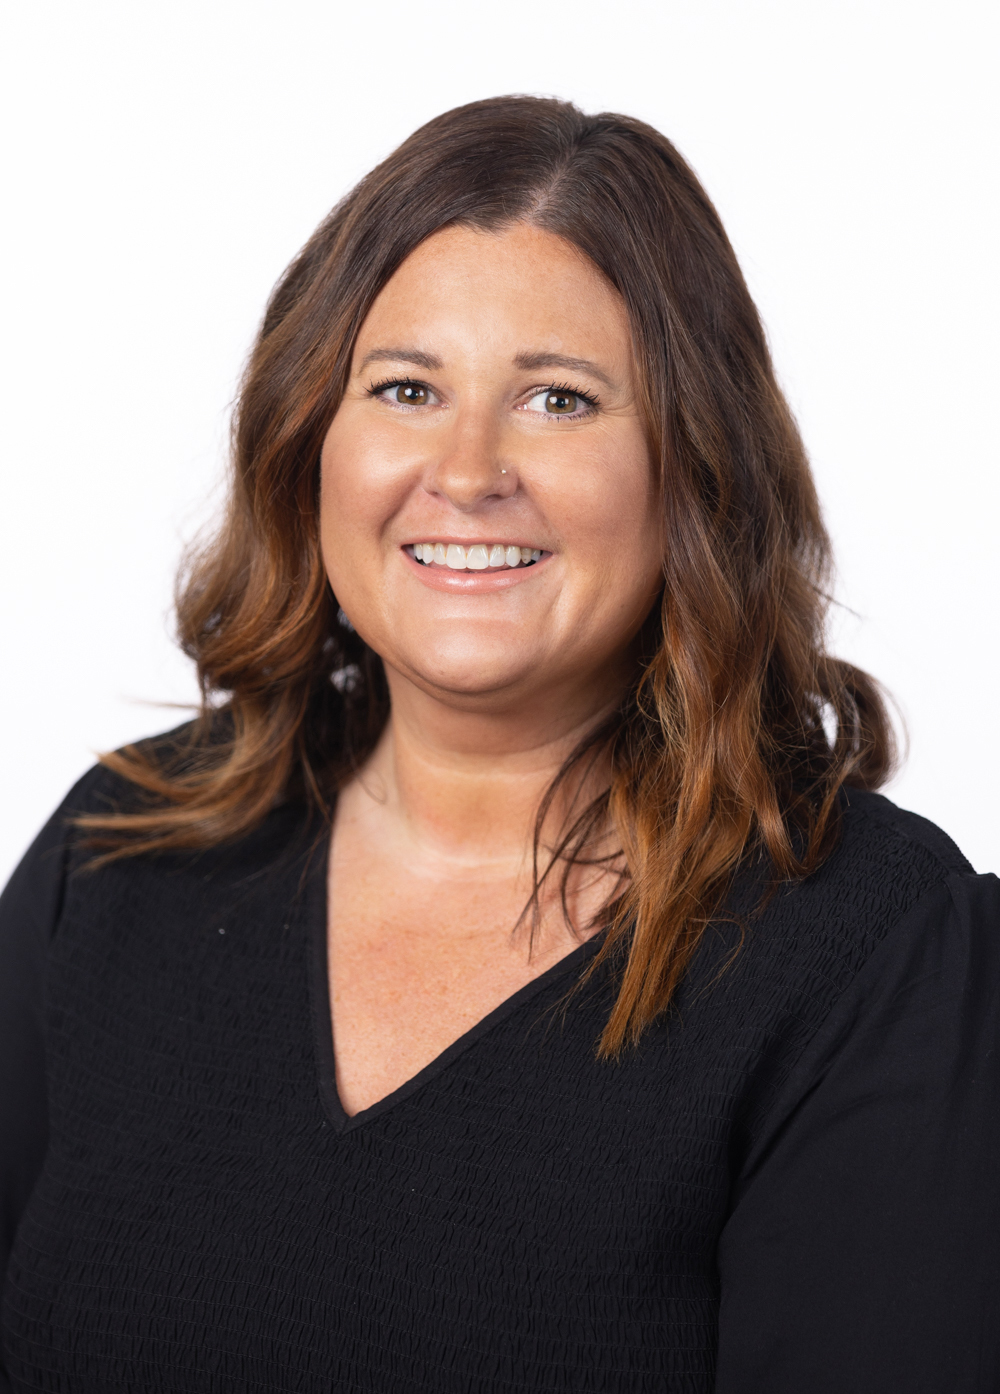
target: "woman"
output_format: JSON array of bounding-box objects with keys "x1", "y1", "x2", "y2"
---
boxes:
[{"x1": 1, "y1": 95, "x2": 997, "y2": 1392}]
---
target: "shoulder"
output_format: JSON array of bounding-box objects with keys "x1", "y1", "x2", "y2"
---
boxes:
[
  {"x1": 1, "y1": 720, "x2": 208, "y2": 932},
  {"x1": 779, "y1": 788, "x2": 977, "y2": 967},
  {"x1": 704, "y1": 793, "x2": 996, "y2": 1162},
  {"x1": 692, "y1": 792, "x2": 984, "y2": 1069},
  {"x1": 730, "y1": 812, "x2": 1000, "y2": 1178},
  {"x1": 36, "y1": 720, "x2": 207, "y2": 824},
  {"x1": 820, "y1": 789, "x2": 997, "y2": 1012},
  {"x1": 0, "y1": 758, "x2": 112, "y2": 964},
  {"x1": 64, "y1": 715, "x2": 238, "y2": 827},
  {"x1": 838, "y1": 786, "x2": 974, "y2": 876},
  {"x1": 0, "y1": 761, "x2": 111, "y2": 940}
]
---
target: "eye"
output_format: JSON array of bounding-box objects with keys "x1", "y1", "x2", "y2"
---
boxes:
[
  {"x1": 392, "y1": 383, "x2": 429, "y2": 406},
  {"x1": 370, "y1": 379, "x2": 438, "y2": 408},
  {"x1": 523, "y1": 386, "x2": 597, "y2": 419}
]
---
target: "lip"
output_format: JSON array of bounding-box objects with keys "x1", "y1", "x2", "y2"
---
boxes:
[{"x1": 401, "y1": 544, "x2": 551, "y2": 592}]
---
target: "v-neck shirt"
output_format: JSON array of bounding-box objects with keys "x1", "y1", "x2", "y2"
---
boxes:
[{"x1": 1, "y1": 760, "x2": 998, "y2": 1392}]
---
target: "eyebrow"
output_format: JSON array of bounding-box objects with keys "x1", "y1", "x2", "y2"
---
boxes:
[
  {"x1": 513, "y1": 351, "x2": 614, "y2": 390},
  {"x1": 357, "y1": 346, "x2": 614, "y2": 390},
  {"x1": 358, "y1": 347, "x2": 443, "y2": 372}
]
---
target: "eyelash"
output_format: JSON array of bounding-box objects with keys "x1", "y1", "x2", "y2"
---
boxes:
[
  {"x1": 366, "y1": 377, "x2": 601, "y2": 419},
  {"x1": 366, "y1": 377, "x2": 426, "y2": 403},
  {"x1": 539, "y1": 382, "x2": 601, "y2": 417}
]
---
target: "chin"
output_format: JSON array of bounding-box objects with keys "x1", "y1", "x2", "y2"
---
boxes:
[
  {"x1": 410, "y1": 662, "x2": 534, "y2": 703},
  {"x1": 396, "y1": 639, "x2": 538, "y2": 703}
]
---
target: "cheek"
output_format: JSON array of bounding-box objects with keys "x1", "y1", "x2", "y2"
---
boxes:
[
  {"x1": 543, "y1": 427, "x2": 659, "y2": 573},
  {"x1": 319, "y1": 430, "x2": 388, "y2": 622},
  {"x1": 319, "y1": 413, "x2": 406, "y2": 563},
  {"x1": 579, "y1": 454, "x2": 661, "y2": 627}
]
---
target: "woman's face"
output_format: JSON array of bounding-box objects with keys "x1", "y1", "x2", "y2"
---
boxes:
[{"x1": 320, "y1": 222, "x2": 663, "y2": 717}]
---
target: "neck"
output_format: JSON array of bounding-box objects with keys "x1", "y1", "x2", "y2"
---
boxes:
[{"x1": 352, "y1": 665, "x2": 625, "y2": 873}]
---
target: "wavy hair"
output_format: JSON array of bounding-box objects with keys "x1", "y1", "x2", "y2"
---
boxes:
[{"x1": 82, "y1": 96, "x2": 895, "y2": 1054}]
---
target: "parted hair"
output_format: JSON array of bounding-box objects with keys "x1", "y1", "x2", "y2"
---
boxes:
[{"x1": 82, "y1": 95, "x2": 895, "y2": 1054}]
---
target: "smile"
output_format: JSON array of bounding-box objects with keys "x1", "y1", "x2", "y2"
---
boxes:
[{"x1": 407, "y1": 543, "x2": 544, "y2": 571}]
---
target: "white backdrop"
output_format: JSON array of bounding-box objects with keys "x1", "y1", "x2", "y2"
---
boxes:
[{"x1": 1, "y1": 0, "x2": 997, "y2": 884}]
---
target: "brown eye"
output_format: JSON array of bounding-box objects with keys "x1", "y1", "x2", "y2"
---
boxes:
[
  {"x1": 545, "y1": 391, "x2": 578, "y2": 414},
  {"x1": 396, "y1": 384, "x2": 428, "y2": 405}
]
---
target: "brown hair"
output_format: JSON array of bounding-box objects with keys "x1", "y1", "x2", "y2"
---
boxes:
[{"x1": 83, "y1": 95, "x2": 895, "y2": 1054}]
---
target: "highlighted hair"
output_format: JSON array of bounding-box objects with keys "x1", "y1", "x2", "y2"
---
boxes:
[{"x1": 81, "y1": 96, "x2": 895, "y2": 1055}]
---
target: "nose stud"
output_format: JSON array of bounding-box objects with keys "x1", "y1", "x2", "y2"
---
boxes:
[{"x1": 501, "y1": 469, "x2": 506, "y2": 475}]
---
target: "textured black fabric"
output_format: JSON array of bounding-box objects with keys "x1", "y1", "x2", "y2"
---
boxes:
[{"x1": 1, "y1": 762, "x2": 998, "y2": 1392}]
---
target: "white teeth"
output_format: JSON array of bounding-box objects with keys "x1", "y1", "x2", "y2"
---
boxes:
[
  {"x1": 412, "y1": 543, "x2": 544, "y2": 570},
  {"x1": 466, "y1": 544, "x2": 489, "y2": 570}
]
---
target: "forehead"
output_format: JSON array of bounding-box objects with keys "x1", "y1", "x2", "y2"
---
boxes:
[{"x1": 354, "y1": 222, "x2": 632, "y2": 366}]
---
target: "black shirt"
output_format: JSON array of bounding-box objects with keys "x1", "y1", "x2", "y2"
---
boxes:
[{"x1": 1, "y1": 762, "x2": 998, "y2": 1392}]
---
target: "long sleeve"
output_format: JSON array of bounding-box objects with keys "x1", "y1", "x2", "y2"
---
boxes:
[
  {"x1": 0, "y1": 771, "x2": 101, "y2": 1298},
  {"x1": 715, "y1": 872, "x2": 1000, "y2": 1393}
]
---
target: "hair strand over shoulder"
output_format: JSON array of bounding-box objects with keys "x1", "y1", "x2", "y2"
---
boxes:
[{"x1": 80, "y1": 95, "x2": 896, "y2": 1055}]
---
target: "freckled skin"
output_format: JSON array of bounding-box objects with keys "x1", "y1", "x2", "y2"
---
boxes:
[{"x1": 320, "y1": 224, "x2": 664, "y2": 1116}]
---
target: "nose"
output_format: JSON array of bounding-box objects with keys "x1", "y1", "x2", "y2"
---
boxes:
[{"x1": 423, "y1": 409, "x2": 517, "y2": 511}]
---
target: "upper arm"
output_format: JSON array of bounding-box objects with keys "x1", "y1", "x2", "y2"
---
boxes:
[
  {"x1": 715, "y1": 873, "x2": 1000, "y2": 1394},
  {"x1": 0, "y1": 770, "x2": 102, "y2": 1290}
]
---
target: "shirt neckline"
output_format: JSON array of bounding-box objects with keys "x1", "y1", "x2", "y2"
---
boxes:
[{"x1": 303, "y1": 826, "x2": 604, "y2": 1137}]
